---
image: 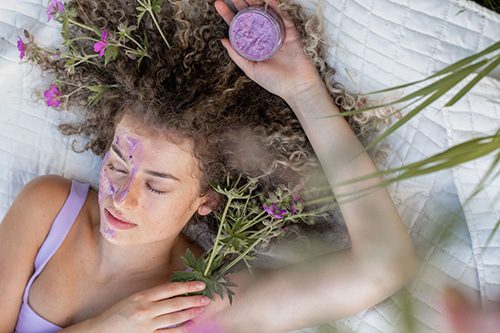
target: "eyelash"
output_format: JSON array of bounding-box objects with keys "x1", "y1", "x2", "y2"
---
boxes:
[{"x1": 107, "y1": 164, "x2": 167, "y2": 196}]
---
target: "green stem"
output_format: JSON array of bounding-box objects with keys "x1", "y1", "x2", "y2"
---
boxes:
[
  {"x1": 72, "y1": 54, "x2": 100, "y2": 67},
  {"x1": 67, "y1": 18, "x2": 98, "y2": 35},
  {"x1": 146, "y1": 7, "x2": 171, "y2": 49},
  {"x1": 60, "y1": 86, "x2": 87, "y2": 107},
  {"x1": 219, "y1": 226, "x2": 270, "y2": 275},
  {"x1": 204, "y1": 197, "x2": 233, "y2": 276},
  {"x1": 67, "y1": 36, "x2": 99, "y2": 43},
  {"x1": 124, "y1": 33, "x2": 146, "y2": 52},
  {"x1": 238, "y1": 211, "x2": 269, "y2": 233},
  {"x1": 54, "y1": 79, "x2": 82, "y2": 87},
  {"x1": 109, "y1": 42, "x2": 137, "y2": 54},
  {"x1": 303, "y1": 194, "x2": 335, "y2": 206}
]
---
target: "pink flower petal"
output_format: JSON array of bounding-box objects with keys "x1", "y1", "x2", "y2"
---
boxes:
[
  {"x1": 49, "y1": 84, "x2": 60, "y2": 95},
  {"x1": 17, "y1": 36, "x2": 26, "y2": 60},
  {"x1": 93, "y1": 41, "x2": 104, "y2": 53},
  {"x1": 47, "y1": 0, "x2": 64, "y2": 22},
  {"x1": 43, "y1": 91, "x2": 53, "y2": 100},
  {"x1": 56, "y1": 1, "x2": 64, "y2": 12}
]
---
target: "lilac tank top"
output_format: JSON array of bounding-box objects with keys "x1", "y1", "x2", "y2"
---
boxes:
[{"x1": 14, "y1": 179, "x2": 90, "y2": 333}]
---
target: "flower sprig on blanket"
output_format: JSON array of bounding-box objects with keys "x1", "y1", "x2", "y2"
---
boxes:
[
  {"x1": 170, "y1": 174, "x2": 328, "y2": 304},
  {"x1": 16, "y1": 0, "x2": 171, "y2": 109}
]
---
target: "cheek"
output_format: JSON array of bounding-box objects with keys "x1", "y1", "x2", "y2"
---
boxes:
[{"x1": 145, "y1": 192, "x2": 195, "y2": 229}]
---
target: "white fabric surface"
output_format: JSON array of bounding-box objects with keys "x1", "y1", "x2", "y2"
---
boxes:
[{"x1": 0, "y1": 0, "x2": 499, "y2": 332}]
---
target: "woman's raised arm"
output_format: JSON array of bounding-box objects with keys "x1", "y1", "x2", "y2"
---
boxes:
[
  {"x1": 203, "y1": 79, "x2": 418, "y2": 333},
  {"x1": 205, "y1": 1, "x2": 418, "y2": 332}
]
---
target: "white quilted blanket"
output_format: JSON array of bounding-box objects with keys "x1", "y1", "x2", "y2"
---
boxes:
[{"x1": 1, "y1": 0, "x2": 499, "y2": 332}]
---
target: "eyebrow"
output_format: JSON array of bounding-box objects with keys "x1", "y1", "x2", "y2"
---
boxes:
[{"x1": 111, "y1": 143, "x2": 181, "y2": 182}]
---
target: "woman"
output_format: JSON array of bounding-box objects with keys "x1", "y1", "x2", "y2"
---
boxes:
[{"x1": 0, "y1": 0, "x2": 417, "y2": 332}]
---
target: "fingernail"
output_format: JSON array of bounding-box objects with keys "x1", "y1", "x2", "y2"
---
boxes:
[{"x1": 196, "y1": 282, "x2": 205, "y2": 289}]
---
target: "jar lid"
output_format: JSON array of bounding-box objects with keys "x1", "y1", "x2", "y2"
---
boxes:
[{"x1": 229, "y1": 6, "x2": 286, "y2": 62}]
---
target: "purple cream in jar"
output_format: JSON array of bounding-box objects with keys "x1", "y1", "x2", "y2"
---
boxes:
[{"x1": 229, "y1": 5, "x2": 285, "y2": 62}]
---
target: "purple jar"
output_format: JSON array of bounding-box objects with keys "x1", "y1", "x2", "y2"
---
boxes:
[{"x1": 229, "y1": 5, "x2": 286, "y2": 62}]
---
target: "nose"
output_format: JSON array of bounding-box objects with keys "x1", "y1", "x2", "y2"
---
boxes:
[{"x1": 113, "y1": 174, "x2": 140, "y2": 210}]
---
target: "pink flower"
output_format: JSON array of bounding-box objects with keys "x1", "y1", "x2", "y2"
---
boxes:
[
  {"x1": 43, "y1": 84, "x2": 62, "y2": 107},
  {"x1": 17, "y1": 36, "x2": 26, "y2": 60},
  {"x1": 47, "y1": 0, "x2": 64, "y2": 22},
  {"x1": 263, "y1": 203, "x2": 287, "y2": 219},
  {"x1": 93, "y1": 30, "x2": 109, "y2": 58}
]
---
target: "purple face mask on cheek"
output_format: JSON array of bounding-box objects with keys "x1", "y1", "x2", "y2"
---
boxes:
[
  {"x1": 98, "y1": 135, "x2": 144, "y2": 238},
  {"x1": 99, "y1": 135, "x2": 144, "y2": 203},
  {"x1": 113, "y1": 136, "x2": 143, "y2": 202},
  {"x1": 98, "y1": 150, "x2": 116, "y2": 238}
]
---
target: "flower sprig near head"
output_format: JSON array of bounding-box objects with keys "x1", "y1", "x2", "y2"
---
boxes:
[
  {"x1": 263, "y1": 203, "x2": 288, "y2": 219},
  {"x1": 17, "y1": 30, "x2": 61, "y2": 63},
  {"x1": 47, "y1": 0, "x2": 65, "y2": 22},
  {"x1": 43, "y1": 81, "x2": 120, "y2": 110},
  {"x1": 262, "y1": 193, "x2": 302, "y2": 219},
  {"x1": 17, "y1": 36, "x2": 26, "y2": 60}
]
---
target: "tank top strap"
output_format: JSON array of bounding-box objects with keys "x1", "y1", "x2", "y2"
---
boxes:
[{"x1": 32, "y1": 179, "x2": 90, "y2": 270}]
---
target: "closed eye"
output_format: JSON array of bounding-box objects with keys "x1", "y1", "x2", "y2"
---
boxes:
[
  {"x1": 146, "y1": 183, "x2": 167, "y2": 195},
  {"x1": 108, "y1": 163, "x2": 127, "y2": 174},
  {"x1": 108, "y1": 164, "x2": 167, "y2": 196}
]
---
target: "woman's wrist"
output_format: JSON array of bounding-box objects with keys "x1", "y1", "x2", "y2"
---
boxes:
[{"x1": 283, "y1": 79, "x2": 336, "y2": 116}]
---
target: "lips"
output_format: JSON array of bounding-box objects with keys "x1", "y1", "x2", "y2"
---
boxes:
[{"x1": 106, "y1": 208, "x2": 135, "y2": 225}]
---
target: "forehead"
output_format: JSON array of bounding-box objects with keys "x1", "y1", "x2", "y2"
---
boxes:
[{"x1": 113, "y1": 114, "x2": 200, "y2": 180}]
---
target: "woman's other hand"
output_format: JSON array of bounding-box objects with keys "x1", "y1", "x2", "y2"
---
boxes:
[
  {"x1": 93, "y1": 281, "x2": 211, "y2": 333},
  {"x1": 442, "y1": 286, "x2": 500, "y2": 333},
  {"x1": 214, "y1": 0, "x2": 322, "y2": 100}
]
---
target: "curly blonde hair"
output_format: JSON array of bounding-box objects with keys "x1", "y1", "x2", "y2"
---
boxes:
[{"x1": 33, "y1": 0, "x2": 393, "y2": 242}]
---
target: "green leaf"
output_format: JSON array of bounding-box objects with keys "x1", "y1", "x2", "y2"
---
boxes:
[
  {"x1": 152, "y1": 0, "x2": 165, "y2": 13},
  {"x1": 170, "y1": 271, "x2": 197, "y2": 282},
  {"x1": 327, "y1": 57, "x2": 490, "y2": 119},
  {"x1": 136, "y1": 7, "x2": 146, "y2": 25},
  {"x1": 359, "y1": 41, "x2": 500, "y2": 96},
  {"x1": 444, "y1": 54, "x2": 500, "y2": 107},
  {"x1": 324, "y1": 133, "x2": 500, "y2": 204},
  {"x1": 486, "y1": 219, "x2": 500, "y2": 247},
  {"x1": 344, "y1": 58, "x2": 492, "y2": 163},
  {"x1": 337, "y1": 134, "x2": 498, "y2": 187},
  {"x1": 86, "y1": 85, "x2": 107, "y2": 107},
  {"x1": 104, "y1": 45, "x2": 120, "y2": 66}
]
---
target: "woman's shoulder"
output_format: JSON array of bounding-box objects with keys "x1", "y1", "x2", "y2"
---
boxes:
[
  {"x1": 23, "y1": 174, "x2": 72, "y2": 197},
  {"x1": 14, "y1": 175, "x2": 75, "y2": 246}
]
